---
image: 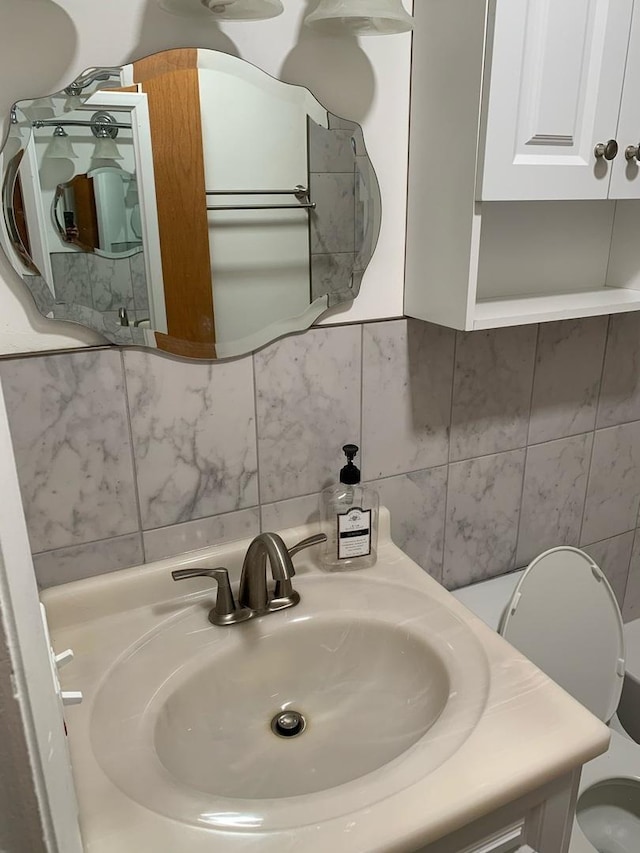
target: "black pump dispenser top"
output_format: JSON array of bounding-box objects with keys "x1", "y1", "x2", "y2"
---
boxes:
[{"x1": 340, "y1": 444, "x2": 361, "y2": 485}]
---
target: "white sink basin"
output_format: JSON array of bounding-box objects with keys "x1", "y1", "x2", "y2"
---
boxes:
[
  {"x1": 44, "y1": 512, "x2": 610, "y2": 853},
  {"x1": 91, "y1": 574, "x2": 489, "y2": 830}
]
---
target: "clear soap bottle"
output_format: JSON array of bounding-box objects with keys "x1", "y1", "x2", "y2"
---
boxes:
[{"x1": 319, "y1": 444, "x2": 378, "y2": 571}]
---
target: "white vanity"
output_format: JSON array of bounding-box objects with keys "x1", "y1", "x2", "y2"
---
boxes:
[{"x1": 42, "y1": 509, "x2": 608, "y2": 853}]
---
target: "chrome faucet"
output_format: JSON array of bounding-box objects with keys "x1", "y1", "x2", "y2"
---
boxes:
[{"x1": 171, "y1": 532, "x2": 326, "y2": 626}]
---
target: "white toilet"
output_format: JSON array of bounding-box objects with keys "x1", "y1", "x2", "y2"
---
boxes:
[{"x1": 452, "y1": 547, "x2": 640, "y2": 853}]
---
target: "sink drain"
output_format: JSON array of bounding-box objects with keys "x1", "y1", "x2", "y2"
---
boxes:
[{"x1": 271, "y1": 710, "x2": 306, "y2": 738}]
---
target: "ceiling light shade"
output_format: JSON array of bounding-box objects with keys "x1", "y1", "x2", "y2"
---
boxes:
[
  {"x1": 201, "y1": 0, "x2": 283, "y2": 17},
  {"x1": 304, "y1": 0, "x2": 413, "y2": 35},
  {"x1": 157, "y1": 0, "x2": 283, "y2": 20},
  {"x1": 45, "y1": 126, "x2": 78, "y2": 159}
]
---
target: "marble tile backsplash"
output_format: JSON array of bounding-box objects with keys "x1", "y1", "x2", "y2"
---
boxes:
[{"x1": 3, "y1": 316, "x2": 640, "y2": 620}]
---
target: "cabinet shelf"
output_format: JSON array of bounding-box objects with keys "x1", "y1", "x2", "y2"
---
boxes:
[{"x1": 474, "y1": 288, "x2": 640, "y2": 329}]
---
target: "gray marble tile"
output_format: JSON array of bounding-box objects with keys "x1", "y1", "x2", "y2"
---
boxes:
[
  {"x1": 582, "y1": 531, "x2": 634, "y2": 610},
  {"x1": 23, "y1": 275, "x2": 54, "y2": 315},
  {"x1": 354, "y1": 161, "x2": 369, "y2": 264},
  {"x1": 581, "y1": 421, "x2": 640, "y2": 545},
  {"x1": 529, "y1": 317, "x2": 608, "y2": 444},
  {"x1": 450, "y1": 326, "x2": 537, "y2": 462},
  {"x1": 370, "y1": 467, "x2": 448, "y2": 583},
  {"x1": 33, "y1": 533, "x2": 143, "y2": 589},
  {"x1": 516, "y1": 433, "x2": 592, "y2": 567},
  {"x1": 443, "y1": 449, "x2": 526, "y2": 589},
  {"x1": 89, "y1": 254, "x2": 134, "y2": 313},
  {"x1": 260, "y1": 494, "x2": 322, "y2": 532},
  {"x1": 308, "y1": 121, "x2": 356, "y2": 173},
  {"x1": 623, "y1": 530, "x2": 640, "y2": 622},
  {"x1": 50, "y1": 252, "x2": 92, "y2": 309},
  {"x1": 311, "y1": 253, "x2": 354, "y2": 305},
  {"x1": 124, "y1": 350, "x2": 258, "y2": 530},
  {"x1": 0, "y1": 351, "x2": 138, "y2": 553},
  {"x1": 51, "y1": 302, "x2": 108, "y2": 333},
  {"x1": 598, "y1": 313, "x2": 640, "y2": 428},
  {"x1": 310, "y1": 173, "x2": 355, "y2": 255},
  {"x1": 143, "y1": 508, "x2": 260, "y2": 563},
  {"x1": 254, "y1": 325, "x2": 361, "y2": 504},
  {"x1": 328, "y1": 114, "x2": 359, "y2": 132},
  {"x1": 130, "y1": 251, "x2": 149, "y2": 314},
  {"x1": 354, "y1": 155, "x2": 381, "y2": 272},
  {"x1": 362, "y1": 320, "x2": 455, "y2": 479}
]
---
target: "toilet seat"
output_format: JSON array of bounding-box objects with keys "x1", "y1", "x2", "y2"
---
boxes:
[
  {"x1": 499, "y1": 548, "x2": 633, "y2": 853},
  {"x1": 500, "y1": 547, "x2": 625, "y2": 723}
]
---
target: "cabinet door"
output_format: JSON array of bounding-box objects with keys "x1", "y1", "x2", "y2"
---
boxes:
[
  {"x1": 610, "y1": 1, "x2": 640, "y2": 197},
  {"x1": 480, "y1": 0, "x2": 633, "y2": 200}
]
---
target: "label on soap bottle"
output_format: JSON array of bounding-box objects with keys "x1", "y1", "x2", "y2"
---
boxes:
[{"x1": 337, "y1": 507, "x2": 371, "y2": 559}]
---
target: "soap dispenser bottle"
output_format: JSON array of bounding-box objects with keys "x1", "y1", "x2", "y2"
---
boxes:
[{"x1": 319, "y1": 444, "x2": 378, "y2": 571}]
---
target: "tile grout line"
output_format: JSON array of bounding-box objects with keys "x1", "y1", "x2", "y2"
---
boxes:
[
  {"x1": 524, "y1": 322, "x2": 541, "y2": 447},
  {"x1": 441, "y1": 329, "x2": 459, "y2": 587},
  {"x1": 251, "y1": 350, "x2": 264, "y2": 532},
  {"x1": 33, "y1": 530, "x2": 142, "y2": 559},
  {"x1": 513, "y1": 323, "x2": 541, "y2": 570},
  {"x1": 119, "y1": 350, "x2": 146, "y2": 562},
  {"x1": 578, "y1": 315, "x2": 611, "y2": 547},
  {"x1": 619, "y1": 530, "x2": 636, "y2": 618}
]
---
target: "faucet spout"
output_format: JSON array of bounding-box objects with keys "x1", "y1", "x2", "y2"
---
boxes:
[{"x1": 238, "y1": 532, "x2": 296, "y2": 613}]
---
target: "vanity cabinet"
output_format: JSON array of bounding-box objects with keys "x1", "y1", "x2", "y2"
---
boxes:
[
  {"x1": 412, "y1": 769, "x2": 578, "y2": 853},
  {"x1": 405, "y1": 0, "x2": 640, "y2": 330}
]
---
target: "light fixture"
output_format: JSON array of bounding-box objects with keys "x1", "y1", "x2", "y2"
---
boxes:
[
  {"x1": 3, "y1": 108, "x2": 23, "y2": 160},
  {"x1": 64, "y1": 68, "x2": 122, "y2": 111},
  {"x1": 92, "y1": 136, "x2": 123, "y2": 161},
  {"x1": 90, "y1": 111, "x2": 123, "y2": 161},
  {"x1": 18, "y1": 98, "x2": 55, "y2": 123},
  {"x1": 157, "y1": 0, "x2": 283, "y2": 20},
  {"x1": 45, "y1": 126, "x2": 78, "y2": 160},
  {"x1": 304, "y1": 0, "x2": 414, "y2": 35}
]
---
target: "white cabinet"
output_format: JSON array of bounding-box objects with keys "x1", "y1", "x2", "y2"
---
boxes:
[
  {"x1": 405, "y1": 0, "x2": 640, "y2": 330},
  {"x1": 410, "y1": 770, "x2": 578, "y2": 853},
  {"x1": 481, "y1": 0, "x2": 635, "y2": 201}
]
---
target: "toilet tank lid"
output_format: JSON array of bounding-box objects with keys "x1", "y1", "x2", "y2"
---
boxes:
[
  {"x1": 452, "y1": 570, "x2": 525, "y2": 631},
  {"x1": 501, "y1": 547, "x2": 625, "y2": 723}
]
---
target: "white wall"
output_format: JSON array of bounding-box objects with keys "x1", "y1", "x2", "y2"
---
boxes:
[{"x1": 0, "y1": 0, "x2": 412, "y2": 356}]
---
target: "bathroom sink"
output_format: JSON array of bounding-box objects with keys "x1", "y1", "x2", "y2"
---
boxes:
[
  {"x1": 90, "y1": 573, "x2": 490, "y2": 830},
  {"x1": 155, "y1": 616, "x2": 451, "y2": 799},
  {"x1": 45, "y1": 511, "x2": 611, "y2": 853}
]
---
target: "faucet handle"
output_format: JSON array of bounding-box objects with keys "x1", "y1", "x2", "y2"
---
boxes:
[
  {"x1": 171, "y1": 567, "x2": 252, "y2": 626},
  {"x1": 273, "y1": 533, "x2": 328, "y2": 602},
  {"x1": 287, "y1": 533, "x2": 327, "y2": 560}
]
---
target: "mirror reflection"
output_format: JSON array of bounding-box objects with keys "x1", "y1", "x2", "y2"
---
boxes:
[
  {"x1": 54, "y1": 167, "x2": 142, "y2": 258},
  {"x1": 0, "y1": 49, "x2": 381, "y2": 359}
]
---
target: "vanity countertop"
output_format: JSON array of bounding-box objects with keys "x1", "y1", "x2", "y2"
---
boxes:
[{"x1": 42, "y1": 509, "x2": 609, "y2": 853}]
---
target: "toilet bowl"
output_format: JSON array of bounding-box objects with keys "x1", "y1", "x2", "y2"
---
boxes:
[
  {"x1": 618, "y1": 618, "x2": 640, "y2": 745},
  {"x1": 452, "y1": 548, "x2": 640, "y2": 853}
]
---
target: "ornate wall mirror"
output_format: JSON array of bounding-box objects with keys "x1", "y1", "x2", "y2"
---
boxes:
[{"x1": 0, "y1": 48, "x2": 381, "y2": 359}]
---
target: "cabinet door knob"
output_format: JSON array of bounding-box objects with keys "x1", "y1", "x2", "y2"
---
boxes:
[
  {"x1": 625, "y1": 144, "x2": 640, "y2": 162},
  {"x1": 594, "y1": 139, "x2": 619, "y2": 160}
]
